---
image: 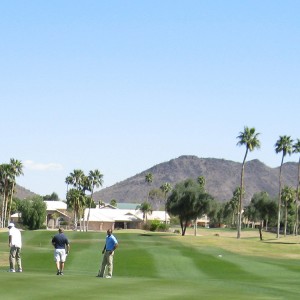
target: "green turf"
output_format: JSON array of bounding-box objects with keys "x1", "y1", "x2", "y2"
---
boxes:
[{"x1": 1, "y1": 229, "x2": 300, "y2": 299}]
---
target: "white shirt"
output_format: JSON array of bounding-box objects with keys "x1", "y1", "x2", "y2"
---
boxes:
[{"x1": 9, "y1": 227, "x2": 22, "y2": 248}]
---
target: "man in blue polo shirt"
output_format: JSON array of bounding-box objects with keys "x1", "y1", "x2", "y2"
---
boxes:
[
  {"x1": 52, "y1": 228, "x2": 70, "y2": 275},
  {"x1": 97, "y1": 229, "x2": 118, "y2": 278}
]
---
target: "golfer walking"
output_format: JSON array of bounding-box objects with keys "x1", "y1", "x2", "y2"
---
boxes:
[
  {"x1": 8, "y1": 223, "x2": 22, "y2": 272},
  {"x1": 52, "y1": 228, "x2": 70, "y2": 275},
  {"x1": 97, "y1": 229, "x2": 118, "y2": 278}
]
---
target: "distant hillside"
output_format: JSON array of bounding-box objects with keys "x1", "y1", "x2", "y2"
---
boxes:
[
  {"x1": 93, "y1": 155, "x2": 298, "y2": 205},
  {"x1": 15, "y1": 184, "x2": 38, "y2": 199}
]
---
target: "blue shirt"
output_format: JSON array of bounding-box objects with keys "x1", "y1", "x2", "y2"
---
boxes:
[
  {"x1": 106, "y1": 234, "x2": 118, "y2": 251},
  {"x1": 52, "y1": 233, "x2": 69, "y2": 249}
]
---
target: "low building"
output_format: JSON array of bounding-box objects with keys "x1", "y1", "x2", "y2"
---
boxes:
[
  {"x1": 83, "y1": 207, "x2": 170, "y2": 231},
  {"x1": 44, "y1": 201, "x2": 70, "y2": 229}
]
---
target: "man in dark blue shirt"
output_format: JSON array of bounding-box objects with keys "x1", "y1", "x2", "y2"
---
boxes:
[{"x1": 52, "y1": 228, "x2": 70, "y2": 275}]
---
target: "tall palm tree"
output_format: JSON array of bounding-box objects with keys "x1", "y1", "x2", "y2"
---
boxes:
[
  {"x1": 293, "y1": 139, "x2": 300, "y2": 235},
  {"x1": 145, "y1": 173, "x2": 153, "y2": 202},
  {"x1": 160, "y1": 182, "x2": 172, "y2": 225},
  {"x1": 65, "y1": 175, "x2": 73, "y2": 195},
  {"x1": 0, "y1": 163, "x2": 12, "y2": 228},
  {"x1": 275, "y1": 135, "x2": 293, "y2": 238},
  {"x1": 66, "y1": 169, "x2": 85, "y2": 230},
  {"x1": 7, "y1": 159, "x2": 23, "y2": 225},
  {"x1": 236, "y1": 126, "x2": 261, "y2": 239},
  {"x1": 70, "y1": 169, "x2": 85, "y2": 190},
  {"x1": 86, "y1": 169, "x2": 103, "y2": 231}
]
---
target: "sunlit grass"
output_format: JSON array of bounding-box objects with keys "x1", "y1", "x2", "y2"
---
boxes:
[{"x1": 1, "y1": 228, "x2": 300, "y2": 299}]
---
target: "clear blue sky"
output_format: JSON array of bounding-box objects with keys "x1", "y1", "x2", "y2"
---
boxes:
[{"x1": 1, "y1": 1, "x2": 299, "y2": 199}]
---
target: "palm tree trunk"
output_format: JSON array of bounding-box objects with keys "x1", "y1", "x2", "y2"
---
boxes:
[
  {"x1": 277, "y1": 155, "x2": 284, "y2": 238},
  {"x1": 296, "y1": 158, "x2": 300, "y2": 235},
  {"x1": 8, "y1": 182, "x2": 15, "y2": 224},
  {"x1": 284, "y1": 204, "x2": 287, "y2": 237},
  {"x1": 237, "y1": 149, "x2": 248, "y2": 239},
  {"x1": 86, "y1": 190, "x2": 94, "y2": 232}
]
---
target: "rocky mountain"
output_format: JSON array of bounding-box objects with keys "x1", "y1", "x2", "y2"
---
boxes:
[
  {"x1": 93, "y1": 155, "x2": 298, "y2": 205},
  {"x1": 15, "y1": 184, "x2": 37, "y2": 199}
]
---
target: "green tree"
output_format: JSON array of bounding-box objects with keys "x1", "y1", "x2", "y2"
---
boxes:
[
  {"x1": 66, "y1": 188, "x2": 85, "y2": 230},
  {"x1": 236, "y1": 126, "x2": 261, "y2": 239},
  {"x1": 43, "y1": 192, "x2": 59, "y2": 201},
  {"x1": 66, "y1": 169, "x2": 87, "y2": 231},
  {"x1": 0, "y1": 159, "x2": 23, "y2": 227},
  {"x1": 281, "y1": 186, "x2": 295, "y2": 237},
  {"x1": 166, "y1": 179, "x2": 214, "y2": 236},
  {"x1": 65, "y1": 175, "x2": 73, "y2": 194},
  {"x1": 293, "y1": 139, "x2": 300, "y2": 235},
  {"x1": 275, "y1": 135, "x2": 293, "y2": 238},
  {"x1": 145, "y1": 173, "x2": 153, "y2": 202},
  {"x1": 228, "y1": 187, "x2": 243, "y2": 227},
  {"x1": 86, "y1": 169, "x2": 103, "y2": 231},
  {"x1": 197, "y1": 176, "x2": 206, "y2": 191},
  {"x1": 245, "y1": 192, "x2": 276, "y2": 240},
  {"x1": 19, "y1": 196, "x2": 47, "y2": 230},
  {"x1": 136, "y1": 201, "x2": 153, "y2": 223},
  {"x1": 0, "y1": 163, "x2": 12, "y2": 227},
  {"x1": 160, "y1": 182, "x2": 172, "y2": 225},
  {"x1": 110, "y1": 199, "x2": 117, "y2": 207},
  {"x1": 7, "y1": 159, "x2": 23, "y2": 225}
]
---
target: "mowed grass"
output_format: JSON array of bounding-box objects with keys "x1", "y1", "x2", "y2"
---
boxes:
[{"x1": 1, "y1": 228, "x2": 300, "y2": 299}]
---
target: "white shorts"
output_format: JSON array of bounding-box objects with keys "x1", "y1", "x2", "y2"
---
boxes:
[{"x1": 54, "y1": 249, "x2": 67, "y2": 262}]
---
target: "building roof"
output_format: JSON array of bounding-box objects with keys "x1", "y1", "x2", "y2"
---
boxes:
[
  {"x1": 84, "y1": 208, "x2": 170, "y2": 223},
  {"x1": 116, "y1": 203, "x2": 140, "y2": 210},
  {"x1": 44, "y1": 201, "x2": 67, "y2": 211}
]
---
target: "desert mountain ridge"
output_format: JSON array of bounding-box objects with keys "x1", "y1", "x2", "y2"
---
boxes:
[
  {"x1": 92, "y1": 155, "x2": 298, "y2": 205},
  {"x1": 15, "y1": 155, "x2": 298, "y2": 205}
]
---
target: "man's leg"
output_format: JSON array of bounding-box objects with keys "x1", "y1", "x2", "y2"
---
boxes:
[
  {"x1": 107, "y1": 253, "x2": 114, "y2": 277},
  {"x1": 16, "y1": 248, "x2": 22, "y2": 272},
  {"x1": 9, "y1": 246, "x2": 16, "y2": 272},
  {"x1": 98, "y1": 252, "x2": 108, "y2": 277}
]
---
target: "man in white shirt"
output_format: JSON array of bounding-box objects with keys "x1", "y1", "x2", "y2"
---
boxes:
[{"x1": 8, "y1": 223, "x2": 22, "y2": 272}]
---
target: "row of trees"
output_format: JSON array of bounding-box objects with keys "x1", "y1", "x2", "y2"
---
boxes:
[
  {"x1": 236, "y1": 126, "x2": 300, "y2": 239},
  {"x1": 0, "y1": 159, "x2": 23, "y2": 228},
  {"x1": 65, "y1": 169, "x2": 103, "y2": 231}
]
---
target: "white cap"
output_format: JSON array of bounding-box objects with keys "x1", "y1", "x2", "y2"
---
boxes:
[{"x1": 8, "y1": 223, "x2": 15, "y2": 228}]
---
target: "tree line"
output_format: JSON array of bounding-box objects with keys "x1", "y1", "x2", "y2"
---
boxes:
[{"x1": 1, "y1": 126, "x2": 299, "y2": 236}]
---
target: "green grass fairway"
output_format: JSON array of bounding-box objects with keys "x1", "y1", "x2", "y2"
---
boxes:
[{"x1": 1, "y1": 228, "x2": 300, "y2": 299}]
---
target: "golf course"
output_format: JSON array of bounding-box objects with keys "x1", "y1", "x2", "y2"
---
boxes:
[{"x1": 1, "y1": 228, "x2": 300, "y2": 300}]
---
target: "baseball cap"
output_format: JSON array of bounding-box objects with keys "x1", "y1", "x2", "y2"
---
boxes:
[{"x1": 8, "y1": 223, "x2": 15, "y2": 228}]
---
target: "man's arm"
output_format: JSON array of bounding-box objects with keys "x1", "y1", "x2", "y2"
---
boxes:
[{"x1": 8, "y1": 235, "x2": 12, "y2": 247}]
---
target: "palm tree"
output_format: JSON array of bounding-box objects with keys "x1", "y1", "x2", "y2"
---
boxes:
[
  {"x1": 293, "y1": 139, "x2": 300, "y2": 235},
  {"x1": 136, "y1": 201, "x2": 153, "y2": 223},
  {"x1": 229, "y1": 187, "x2": 243, "y2": 226},
  {"x1": 86, "y1": 169, "x2": 103, "y2": 231},
  {"x1": 281, "y1": 186, "x2": 295, "y2": 236},
  {"x1": 0, "y1": 163, "x2": 14, "y2": 228},
  {"x1": 66, "y1": 169, "x2": 85, "y2": 230},
  {"x1": 69, "y1": 169, "x2": 85, "y2": 190},
  {"x1": 275, "y1": 135, "x2": 293, "y2": 238},
  {"x1": 236, "y1": 126, "x2": 261, "y2": 239},
  {"x1": 160, "y1": 182, "x2": 172, "y2": 225},
  {"x1": 197, "y1": 176, "x2": 206, "y2": 192},
  {"x1": 145, "y1": 173, "x2": 153, "y2": 202},
  {"x1": 7, "y1": 159, "x2": 23, "y2": 225},
  {"x1": 65, "y1": 175, "x2": 73, "y2": 194},
  {"x1": 66, "y1": 188, "x2": 84, "y2": 230}
]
